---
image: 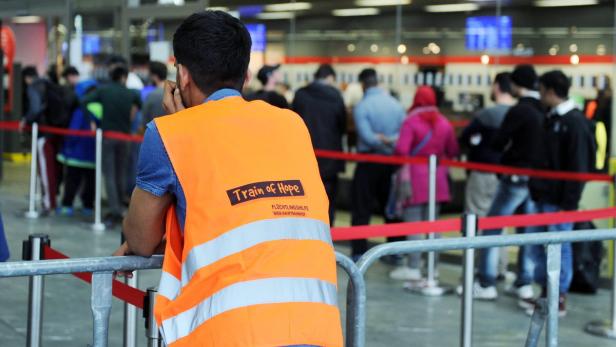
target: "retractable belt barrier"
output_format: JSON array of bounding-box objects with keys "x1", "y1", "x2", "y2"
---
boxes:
[
  {"x1": 331, "y1": 206, "x2": 616, "y2": 241},
  {"x1": 42, "y1": 245, "x2": 146, "y2": 309},
  {"x1": 0, "y1": 120, "x2": 612, "y2": 183}
]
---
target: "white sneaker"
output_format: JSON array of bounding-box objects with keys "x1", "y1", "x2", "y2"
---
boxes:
[
  {"x1": 455, "y1": 282, "x2": 497, "y2": 300},
  {"x1": 516, "y1": 285, "x2": 534, "y2": 300},
  {"x1": 389, "y1": 266, "x2": 422, "y2": 281}
]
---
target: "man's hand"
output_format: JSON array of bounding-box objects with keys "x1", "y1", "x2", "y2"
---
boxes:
[
  {"x1": 162, "y1": 80, "x2": 186, "y2": 114},
  {"x1": 377, "y1": 133, "x2": 392, "y2": 146},
  {"x1": 112, "y1": 242, "x2": 134, "y2": 279}
]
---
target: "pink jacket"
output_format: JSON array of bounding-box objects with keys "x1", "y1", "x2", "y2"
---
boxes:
[{"x1": 395, "y1": 106, "x2": 459, "y2": 206}]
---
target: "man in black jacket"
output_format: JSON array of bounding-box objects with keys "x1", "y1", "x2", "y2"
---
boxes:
[
  {"x1": 521, "y1": 70, "x2": 594, "y2": 317},
  {"x1": 292, "y1": 64, "x2": 346, "y2": 225},
  {"x1": 476, "y1": 65, "x2": 545, "y2": 301}
]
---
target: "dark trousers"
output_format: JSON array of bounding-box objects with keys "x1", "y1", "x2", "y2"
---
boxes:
[
  {"x1": 103, "y1": 139, "x2": 128, "y2": 215},
  {"x1": 350, "y1": 162, "x2": 400, "y2": 257},
  {"x1": 323, "y1": 176, "x2": 338, "y2": 227},
  {"x1": 62, "y1": 166, "x2": 95, "y2": 209}
]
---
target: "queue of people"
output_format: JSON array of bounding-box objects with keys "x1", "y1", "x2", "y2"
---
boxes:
[
  {"x1": 283, "y1": 62, "x2": 596, "y2": 318},
  {"x1": 20, "y1": 58, "x2": 170, "y2": 228}
]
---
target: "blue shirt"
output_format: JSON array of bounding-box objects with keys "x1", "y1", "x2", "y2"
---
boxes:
[
  {"x1": 136, "y1": 88, "x2": 242, "y2": 230},
  {"x1": 353, "y1": 87, "x2": 405, "y2": 155}
]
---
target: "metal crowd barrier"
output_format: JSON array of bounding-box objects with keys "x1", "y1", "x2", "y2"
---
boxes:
[
  {"x1": 344, "y1": 220, "x2": 616, "y2": 347},
  {"x1": 0, "y1": 245, "x2": 362, "y2": 347}
]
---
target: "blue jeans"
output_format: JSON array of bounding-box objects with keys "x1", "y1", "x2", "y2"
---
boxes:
[
  {"x1": 0, "y1": 211, "x2": 8, "y2": 262},
  {"x1": 527, "y1": 202, "x2": 573, "y2": 294},
  {"x1": 478, "y1": 178, "x2": 535, "y2": 288}
]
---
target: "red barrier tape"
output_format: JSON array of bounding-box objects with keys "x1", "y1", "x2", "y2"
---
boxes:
[
  {"x1": 316, "y1": 150, "x2": 613, "y2": 183},
  {"x1": 331, "y1": 206, "x2": 616, "y2": 241},
  {"x1": 43, "y1": 246, "x2": 145, "y2": 309},
  {"x1": 1, "y1": 121, "x2": 613, "y2": 183}
]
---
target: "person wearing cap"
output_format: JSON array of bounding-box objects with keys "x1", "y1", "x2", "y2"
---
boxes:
[
  {"x1": 475, "y1": 64, "x2": 546, "y2": 301},
  {"x1": 246, "y1": 64, "x2": 290, "y2": 109}
]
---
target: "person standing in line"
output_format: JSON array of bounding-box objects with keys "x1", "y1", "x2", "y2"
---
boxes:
[
  {"x1": 245, "y1": 64, "x2": 289, "y2": 109},
  {"x1": 57, "y1": 79, "x2": 98, "y2": 217},
  {"x1": 142, "y1": 61, "x2": 169, "y2": 128},
  {"x1": 21, "y1": 66, "x2": 71, "y2": 215},
  {"x1": 113, "y1": 11, "x2": 342, "y2": 346},
  {"x1": 388, "y1": 86, "x2": 459, "y2": 281},
  {"x1": 82, "y1": 65, "x2": 141, "y2": 228},
  {"x1": 458, "y1": 72, "x2": 516, "y2": 295},
  {"x1": 520, "y1": 70, "x2": 594, "y2": 317},
  {"x1": 476, "y1": 65, "x2": 546, "y2": 301},
  {"x1": 292, "y1": 64, "x2": 346, "y2": 226},
  {"x1": 350, "y1": 68, "x2": 405, "y2": 261}
]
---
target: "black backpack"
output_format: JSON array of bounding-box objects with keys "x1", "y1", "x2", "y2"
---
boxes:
[
  {"x1": 33, "y1": 79, "x2": 71, "y2": 128},
  {"x1": 570, "y1": 221, "x2": 604, "y2": 294}
]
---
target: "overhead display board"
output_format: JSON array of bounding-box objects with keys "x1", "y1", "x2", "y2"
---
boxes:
[{"x1": 465, "y1": 16, "x2": 512, "y2": 51}]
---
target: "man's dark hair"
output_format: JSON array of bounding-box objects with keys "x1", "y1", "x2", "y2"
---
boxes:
[
  {"x1": 22, "y1": 66, "x2": 39, "y2": 78},
  {"x1": 173, "y1": 11, "x2": 252, "y2": 95},
  {"x1": 539, "y1": 70, "x2": 570, "y2": 99},
  {"x1": 62, "y1": 66, "x2": 80, "y2": 78},
  {"x1": 109, "y1": 65, "x2": 129, "y2": 82},
  {"x1": 358, "y1": 68, "x2": 378, "y2": 88},
  {"x1": 149, "y1": 61, "x2": 168, "y2": 81},
  {"x1": 493, "y1": 72, "x2": 512, "y2": 95},
  {"x1": 314, "y1": 64, "x2": 336, "y2": 80}
]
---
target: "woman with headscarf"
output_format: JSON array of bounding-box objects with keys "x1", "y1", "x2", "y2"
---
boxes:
[{"x1": 389, "y1": 86, "x2": 459, "y2": 282}]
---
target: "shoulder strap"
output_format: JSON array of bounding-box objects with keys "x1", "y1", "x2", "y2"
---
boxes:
[{"x1": 410, "y1": 130, "x2": 433, "y2": 156}]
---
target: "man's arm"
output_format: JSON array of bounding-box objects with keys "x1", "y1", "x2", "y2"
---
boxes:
[
  {"x1": 353, "y1": 103, "x2": 382, "y2": 148},
  {"x1": 122, "y1": 188, "x2": 172, "y2": 257}
]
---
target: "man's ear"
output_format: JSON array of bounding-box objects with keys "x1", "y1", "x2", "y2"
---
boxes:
[{"x1": 178, "y1": 64, "x2": 191, "y2": 90}]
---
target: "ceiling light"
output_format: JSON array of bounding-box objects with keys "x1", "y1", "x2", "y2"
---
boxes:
[
  {"x1": 256, "y1": 12, "x2": 295, "y2": 20},
  {"x1": 481, "y1": 54, "x2": 490, "y2": 65},
  {"x1": 422, "y1": 47, "x2": 431, "y2": 55},
  {"x1": 425, "y1": 3, "x2": 479, "y2": 12},
  {"x1": 347, "y1": 43, "x2": 356, "y2": 52},
  {"x1": 264, "y1": 2, "x2": 312, "y2": 11},
  {"x1": 356, "y1": 0, "x2": 411, "y2": 6},
  {"x1": 332, "y1": 8, "x2": 380, "y2": 16},
  {"x1": 397, "y1": 44, "x2": 407, "y2": 54},
  {"x1": 534, "y1": 0, "x2": 598, "y2": 7},
  {"x1": 370, "y1": 44, "x2": 379, "y2": 53},
  {"x1": 569, "y1": 43, "x2": 578, "y2": 53},
  {"x1": 12, "y1": 16, "x2": 42, "y2": 24},
  {"x1": 401, "y1": 56, "x2": 410, "y2": 64},
  {"x1": 570, "y1": 54, "x2": 580, "y2": 65}
]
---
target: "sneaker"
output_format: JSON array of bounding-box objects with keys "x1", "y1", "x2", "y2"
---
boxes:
[
  {"x1": 389, "y1": 267, "x2": 422, "y2": 281},
  {"x1": 456, "y1": 282, "x2": 498, "y2": 300},
  {"x1": 56, "y1": 207, "x2": 74, "y2": 217},
  {"x1": 506, "y1": 284, "x2": 534, "y2": 300},
  {"x1": 80, "y1": 208, "x2": 94, "y2": 217}
]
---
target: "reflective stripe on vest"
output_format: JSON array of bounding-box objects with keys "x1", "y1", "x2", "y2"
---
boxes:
[
  {"x1": 158, "y1": 271, "x2": 181, "y2": 301},
  {"x1": 161, "y1": 277, "x2": 338, "y2": 345},
  {"x1": 181, "y1": 218, "x2": 332, "y2": 287}
]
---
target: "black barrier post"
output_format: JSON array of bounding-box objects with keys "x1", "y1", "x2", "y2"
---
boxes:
[{"x1": 23, "y1": 234, "x2": 50, "y2": 347}]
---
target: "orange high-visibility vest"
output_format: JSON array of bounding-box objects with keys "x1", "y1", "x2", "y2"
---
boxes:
[{"x1": 153, "y1": 95, "x2": 343, "y2": 347}]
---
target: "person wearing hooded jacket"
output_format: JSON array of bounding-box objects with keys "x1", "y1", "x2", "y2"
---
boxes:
[
  {"x1": 292, "y1": 64, "x2": 347, "y2": 225},
  {"x1": 475, "y1": 65, "x2": 546, "y2": 301},
  {"x1": 389, "y1": 86, "x2": 459, "y2": 281}
]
